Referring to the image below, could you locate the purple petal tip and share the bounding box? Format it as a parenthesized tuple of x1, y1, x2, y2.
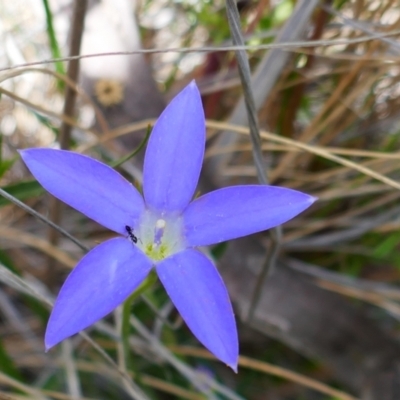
(19, 148, 34, 157)
(45, 334, 59, 351)
(44, 341, 53, 353)
(18, 149, 28, 157)
(228, 362, 238, 373)
(143, 80, 205, 212)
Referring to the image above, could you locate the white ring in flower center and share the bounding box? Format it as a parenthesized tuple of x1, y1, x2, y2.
(137, 211, 186, 261)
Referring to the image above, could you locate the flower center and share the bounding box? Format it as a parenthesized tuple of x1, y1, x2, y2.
(135, 210, 185, 261)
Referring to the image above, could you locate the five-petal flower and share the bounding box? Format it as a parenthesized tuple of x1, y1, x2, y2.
(19, 81, 316, 371)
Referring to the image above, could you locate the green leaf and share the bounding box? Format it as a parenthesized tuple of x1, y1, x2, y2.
(111, 124, 152, 168)
(0, 338, 22, 380)
(373, 233, 400, 258)
(0, 157, 17, 179)
(0, 249, 19, 275)
(41, 0, 65, 90)
(211, 241, 228, 259)
(31, 111, 59, 135)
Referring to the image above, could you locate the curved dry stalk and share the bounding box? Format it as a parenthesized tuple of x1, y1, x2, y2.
(0, 226, 76, 268)
(76, 120, 153, 153)
(206, 141, 400, 160)
(75, 117, 400, 192)
(0, 87, 96, 137)
(33, 359, 204, 400)
(0, 67, 109, 136)
(0, 188, 88, 252)
(317, 280, 400, 319)
(0, 371, 49, 400)
(170, 345, 359, 400)
(130, 316, 244, 400)
(207, 120, 400, 191)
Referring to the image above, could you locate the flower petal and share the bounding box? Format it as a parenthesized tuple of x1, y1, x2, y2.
(19, 149, 145, 235)
(184, 185, 316, 246)
(45, 238, 152, 349)
(156, 249, 238, 371)
(143, 81, 205, 213)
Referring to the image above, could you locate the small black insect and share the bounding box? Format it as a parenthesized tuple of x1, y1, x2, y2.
(125, 225, 138, 244)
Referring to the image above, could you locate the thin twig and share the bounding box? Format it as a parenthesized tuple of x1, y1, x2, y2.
(0, 371, 49, 400)
(59, 0, 88, 148)
(0, 260, 149, 400)
(0, 226, 76, 268)
(225, 0, 282, 322)
(1, 29, 400, 72)
(46, 0, 88, 289)
(225, 0, 267, 185)
(323, 4, 400, 54)
(61, 341, 81, 400)
(130, 316, 244, 400)
(0, 187, 88, 252)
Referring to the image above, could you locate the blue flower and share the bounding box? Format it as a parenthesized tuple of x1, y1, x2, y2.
(19, 81, 315, 371)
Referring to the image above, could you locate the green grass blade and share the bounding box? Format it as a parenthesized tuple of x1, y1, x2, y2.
(41, 0, 65, 89)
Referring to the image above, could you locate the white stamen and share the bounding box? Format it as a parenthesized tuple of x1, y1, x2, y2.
(154, 218, 166, 245)
(156, 219, 166, 230)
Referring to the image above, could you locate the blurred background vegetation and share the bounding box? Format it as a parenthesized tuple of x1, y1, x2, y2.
(1, 0, 400, 399)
